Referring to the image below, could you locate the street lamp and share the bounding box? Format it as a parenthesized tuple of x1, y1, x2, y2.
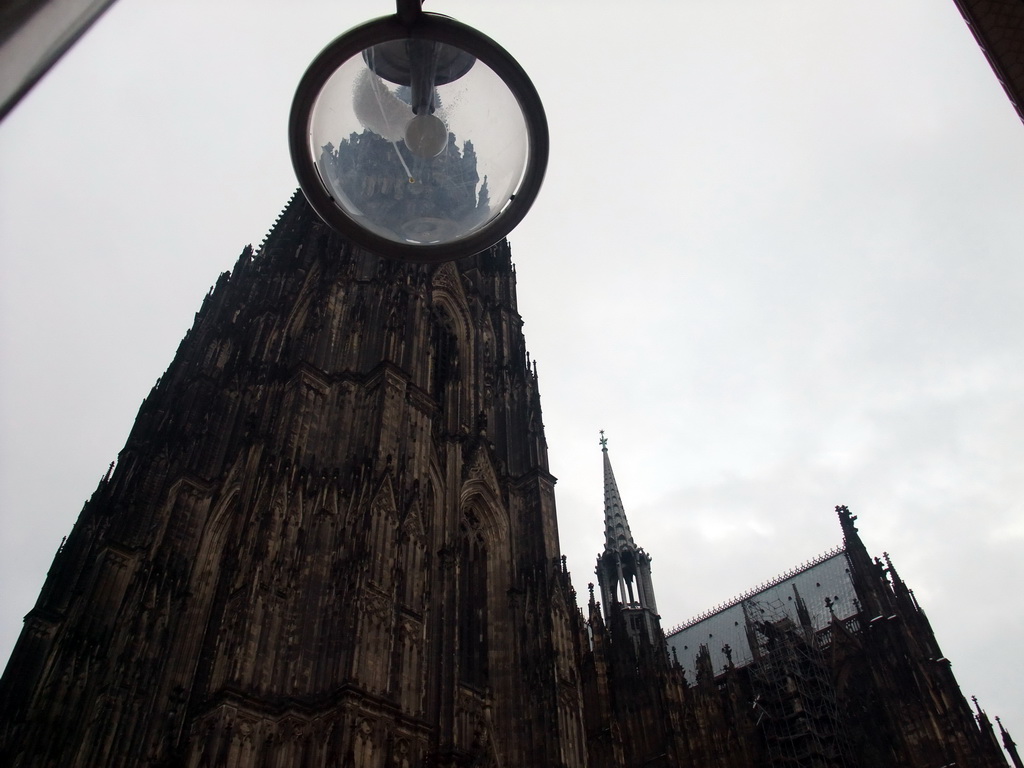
(288, 1, 548, 263)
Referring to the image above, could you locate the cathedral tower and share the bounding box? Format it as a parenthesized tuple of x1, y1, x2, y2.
(0, 176, 587, 767)
(594, 433, 660, 646)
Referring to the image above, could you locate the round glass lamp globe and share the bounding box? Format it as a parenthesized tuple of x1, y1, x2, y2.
(289, 13, 548, 263)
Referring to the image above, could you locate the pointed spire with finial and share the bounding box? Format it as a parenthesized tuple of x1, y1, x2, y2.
(974, 696, 1005, 756)
(601, 430, 636, 554)
(882, 550, 920, 612)
(998, 717, 1024, 768)
(594, 432, 662, 648)
(836, 504, 891, 617)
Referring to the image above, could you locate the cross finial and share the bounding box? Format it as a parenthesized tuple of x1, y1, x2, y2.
(599, 430, 608, 451)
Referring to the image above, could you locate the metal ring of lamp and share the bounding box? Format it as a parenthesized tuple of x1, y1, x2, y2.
(289, 13, 549, 263)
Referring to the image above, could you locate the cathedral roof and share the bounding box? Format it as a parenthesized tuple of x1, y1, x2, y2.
(665, 548, 855, 680)
(601, 433, 637, 554)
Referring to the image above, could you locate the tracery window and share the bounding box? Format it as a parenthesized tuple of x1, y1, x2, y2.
(458, 523, 488, 689)
(430, 309, 459, 406)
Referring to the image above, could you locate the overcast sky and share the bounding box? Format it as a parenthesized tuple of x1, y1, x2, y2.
(2, 0, 1022, 744)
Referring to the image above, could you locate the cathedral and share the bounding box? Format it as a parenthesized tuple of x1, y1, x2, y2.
(0, 126, 1020, 766)
(593, 443, 1019, 767)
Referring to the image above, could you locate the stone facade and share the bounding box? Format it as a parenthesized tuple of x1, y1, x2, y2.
(0, 189, 586, 767)
(585, 446, 1015, 768)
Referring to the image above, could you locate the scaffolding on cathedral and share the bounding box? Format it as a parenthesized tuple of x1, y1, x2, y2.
(746, 597, 850, 768)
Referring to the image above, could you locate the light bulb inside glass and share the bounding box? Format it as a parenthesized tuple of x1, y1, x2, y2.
(405, 113, 448, 157)
(292, 12, 548, 261)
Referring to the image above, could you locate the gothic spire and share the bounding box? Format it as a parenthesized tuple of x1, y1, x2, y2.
(601, 431, 636, 554)
(837, 504, 890, 617)
(998, 717, 1024, 768)
(595, 433, 661, 646)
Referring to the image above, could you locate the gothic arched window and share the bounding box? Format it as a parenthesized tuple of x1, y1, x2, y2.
(429, 309, 459, 409)
(458, 522, 488, 689)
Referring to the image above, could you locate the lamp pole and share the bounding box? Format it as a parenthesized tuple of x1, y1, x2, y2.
(0, 0, 119, 122)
